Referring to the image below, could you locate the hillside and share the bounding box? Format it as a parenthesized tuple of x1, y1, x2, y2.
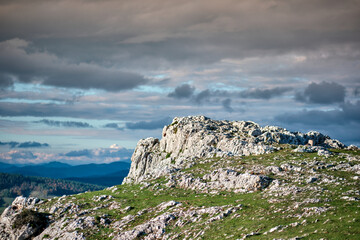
(0, 161, 130, 181)
(0, 172, 105, 213)
(0, 116, 359, 239)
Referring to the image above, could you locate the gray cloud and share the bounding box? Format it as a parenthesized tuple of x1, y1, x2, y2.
(125, 117, 172, 130)
(63, 147, 133, 159)
(194, 89, 211, 104)
(168, 84, 195, 99)
(0, 141, 50, 148)
(168, 84, 293, 105)
(0, 0, 358, 79)
(172, 85, 292, 103)
(276, 101, 360, 125)
(354, 87, 360, 97)
(274, 101, 360, 146)
(0, 141, 20, 148)
(104, 123, 124, 131)
(0, 39, 148, 92)
(222, 98, 233, 112)
(295, 81, 346, 104)
(0, 74, 13, 88)
(65, 149, 92, 157)
(18, 141, 50, 148)
(0, 102, 126, 120)
(35, 119, 93, 128)
(239, 87, 293, 99)
(3, 150, 36, 161)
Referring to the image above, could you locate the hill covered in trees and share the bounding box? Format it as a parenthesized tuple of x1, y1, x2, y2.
(0, 172, 104, 213)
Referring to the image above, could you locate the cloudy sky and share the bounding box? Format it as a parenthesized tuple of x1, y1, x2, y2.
(0, 0, 359, 164)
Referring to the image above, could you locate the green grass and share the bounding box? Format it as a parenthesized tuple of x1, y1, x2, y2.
(25, 144, 360, 239)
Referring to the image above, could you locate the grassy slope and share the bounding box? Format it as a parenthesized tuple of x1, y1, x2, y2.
(38, 146, 360, 239)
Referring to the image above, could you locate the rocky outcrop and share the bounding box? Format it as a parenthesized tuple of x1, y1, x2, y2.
(124, 116, 345, 183)
(165, 169, 272, 193)
(0, 196, 48, 240)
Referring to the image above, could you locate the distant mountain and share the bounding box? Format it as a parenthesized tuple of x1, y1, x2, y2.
(65, 169, 130, 187)
(0, 161, 131, 181)
(0, 160, 131, 212)
(37, 161, 72, 168)
(0, 162, 13, 170)
(0, 172, 104, 213)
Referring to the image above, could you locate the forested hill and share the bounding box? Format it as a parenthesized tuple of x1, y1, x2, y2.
(0, 172, 104, 213)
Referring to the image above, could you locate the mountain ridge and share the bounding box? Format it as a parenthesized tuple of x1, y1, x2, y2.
(0, 160, 130, 179)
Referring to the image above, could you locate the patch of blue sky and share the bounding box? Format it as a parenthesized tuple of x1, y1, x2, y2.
(291, 77, 307, 82)
(304, 106, 340, 111)
(209, 82, 245, 92)
(152, 74, 168, 79)
(80, 88, 100, 96)
(134, 85, 171, 94)
(13, 82, 44, 93)
(12, 82, 93, 96)
(0, 98, 64, 104)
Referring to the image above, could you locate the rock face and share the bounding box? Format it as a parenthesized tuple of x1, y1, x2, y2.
(0, 196, 48, 240)
(124, 116, 345, 183)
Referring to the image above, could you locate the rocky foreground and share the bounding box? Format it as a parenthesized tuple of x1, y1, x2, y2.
(1, 116, 359, 239)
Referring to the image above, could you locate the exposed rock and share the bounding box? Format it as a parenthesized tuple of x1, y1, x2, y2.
(113, 213, 176, 240)
(347, 145, 359, 151)
(202, 169, 272, 192)
(167, 169, 272, 193)
(0, 197, 48, 240)
(124, 116, 345, 183)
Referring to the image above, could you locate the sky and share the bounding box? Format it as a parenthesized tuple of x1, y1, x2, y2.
(0, 0, 359, 165)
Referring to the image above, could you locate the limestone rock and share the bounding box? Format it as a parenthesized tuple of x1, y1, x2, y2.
(0, 196, 47, 240)
(124, 116, 345, 184)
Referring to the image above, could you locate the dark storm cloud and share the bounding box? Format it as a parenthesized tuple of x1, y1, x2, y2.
(0, 0, 359, 69)
(222, 98, 234, 112)
(168, 84, 195, 99)
(194, 89, 211, 104)
(354, 87, 360, 96)
(35, 119, 93, 128)
(0, 141, 49, 148)
(125, 117, 172, 130)
(104, 123, 124, 131)
(239, 87, 293, 99)
(295, 81, 346, 104)
(276, 101, 360, 125)
(0, 39, 148, 92)
(0, 74, 13, 88)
